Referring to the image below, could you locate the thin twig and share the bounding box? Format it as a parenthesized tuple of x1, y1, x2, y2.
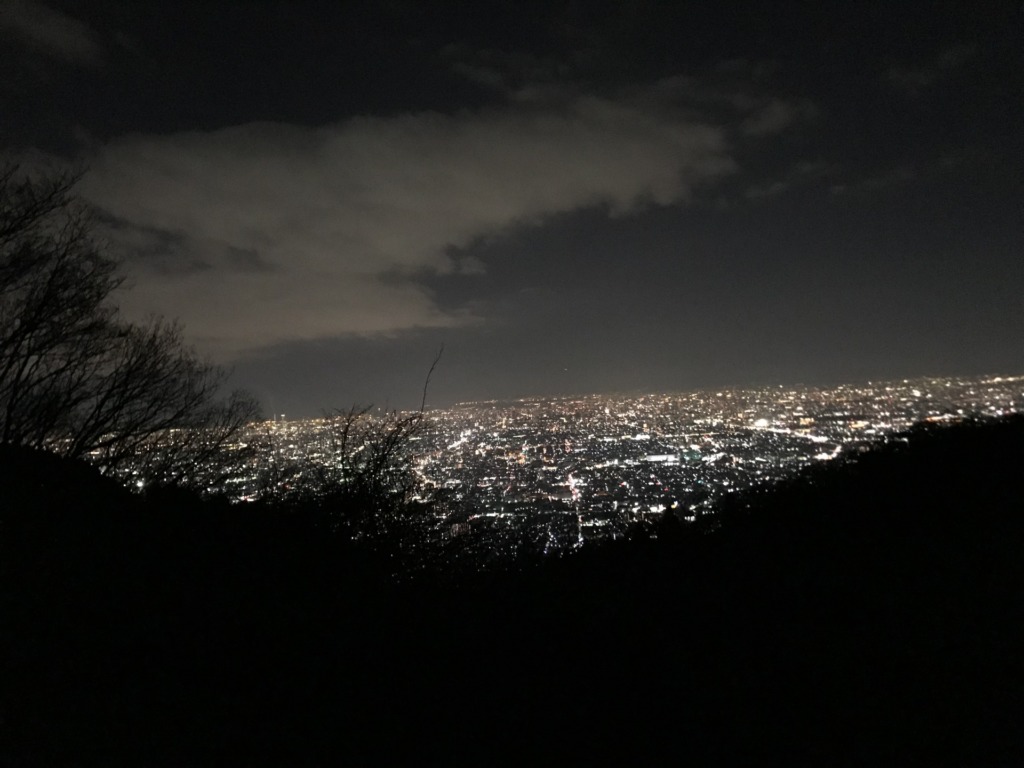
(420, 344, 444, 413)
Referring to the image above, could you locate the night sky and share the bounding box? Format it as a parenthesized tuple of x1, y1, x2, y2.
(3, 1, 1021, 415)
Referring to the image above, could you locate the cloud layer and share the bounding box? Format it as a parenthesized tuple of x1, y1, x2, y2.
(82, 92, 740, 356)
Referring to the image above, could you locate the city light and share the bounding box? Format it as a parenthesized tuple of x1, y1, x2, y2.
(203, 373, 1024, 573)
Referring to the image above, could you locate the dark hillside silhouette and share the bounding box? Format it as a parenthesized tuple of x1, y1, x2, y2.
(2, 417, 1023, 765)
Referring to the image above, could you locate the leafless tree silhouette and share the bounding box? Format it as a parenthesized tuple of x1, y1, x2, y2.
(272, 348, 443, 535)
(0, 163, 259, 490)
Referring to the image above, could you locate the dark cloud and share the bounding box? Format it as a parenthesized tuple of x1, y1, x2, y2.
(743, 159, 832, 200)
(223, 246, 276, 274)
(0, 0, 102, 65)
(887, 43, 978, 94)
(444, 46, 572, 94)
(740, 98, 817, 137)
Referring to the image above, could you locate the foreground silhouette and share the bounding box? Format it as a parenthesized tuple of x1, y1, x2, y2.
(3, 416, 1023, 765)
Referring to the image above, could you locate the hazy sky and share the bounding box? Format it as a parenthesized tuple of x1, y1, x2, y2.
(3, 1, 1021, 415)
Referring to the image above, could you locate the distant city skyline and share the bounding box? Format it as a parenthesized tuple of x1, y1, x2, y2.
(234, 372, 1024, 567)
(3, 1, 1022, 416)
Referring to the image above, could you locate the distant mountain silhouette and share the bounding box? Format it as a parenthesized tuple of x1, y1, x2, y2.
(2, 417, 1023, 765)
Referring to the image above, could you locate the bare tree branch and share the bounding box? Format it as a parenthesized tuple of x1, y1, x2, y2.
(0, 163, 260, 491)
(420, 344, 443, 413)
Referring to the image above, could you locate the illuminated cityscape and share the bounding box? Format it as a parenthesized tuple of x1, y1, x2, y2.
(230, 373, 1024, 571)
(5, 3, 1022, 761)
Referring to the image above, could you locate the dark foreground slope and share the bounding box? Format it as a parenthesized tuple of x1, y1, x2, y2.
(2, 417, 1023, 766)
